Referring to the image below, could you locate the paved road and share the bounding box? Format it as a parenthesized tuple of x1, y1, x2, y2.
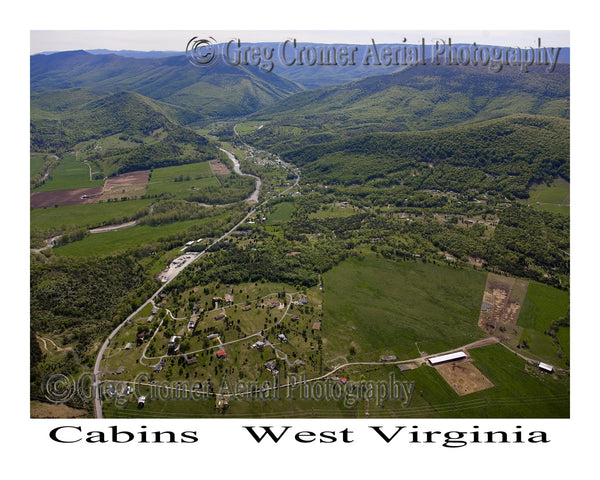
(92, 146, 299, 418)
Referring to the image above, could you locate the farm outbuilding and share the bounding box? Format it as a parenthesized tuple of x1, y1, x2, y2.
(428, 351, 467, 365)
(538, 362, 554, 373)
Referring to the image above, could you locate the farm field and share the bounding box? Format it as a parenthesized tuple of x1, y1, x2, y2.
(30, 153, 47, 180)
(100, 340, 569, 419)
(517, 281, 570, 367)
(30, 198, 152, 233)
(31, 152, 104, 192)
(51, 214, 227, 257)
(321, 256, 489, 363)
(266, 201, 294, 224)
(389, 343, 569, 418)
(145, 162, 218, 199)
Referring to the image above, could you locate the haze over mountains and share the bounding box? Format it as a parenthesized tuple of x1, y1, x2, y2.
(30, 50, 303, 120)
(31, 45, 570, 184)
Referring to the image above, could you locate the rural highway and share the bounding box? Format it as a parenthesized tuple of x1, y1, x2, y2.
(92, 145, 299, 418)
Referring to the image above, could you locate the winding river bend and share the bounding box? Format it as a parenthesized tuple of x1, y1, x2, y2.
(218, 147, 261, 203)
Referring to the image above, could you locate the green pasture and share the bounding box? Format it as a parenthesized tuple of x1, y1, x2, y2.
(266, 201, 295, 224)
(31, 152, 104, 192)
(526, 177, 570, 215)
(30, 153, 48, 180)
(321, 257, 488, 362)
(146, 162, 218, 199)
(30, 198, 152, 233)
(517, 281, 570, 367)
(51, 216, 220, 257)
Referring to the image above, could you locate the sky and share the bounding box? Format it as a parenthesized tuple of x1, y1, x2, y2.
(30, 30, 570, 54)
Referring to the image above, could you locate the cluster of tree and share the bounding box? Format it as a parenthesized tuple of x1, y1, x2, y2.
(136, 199, 225, 227)
(284, 115, 569, 199)
(485, 204, 569, 287)
(185, 174, 256, 205)
(30, 255, 157, 364)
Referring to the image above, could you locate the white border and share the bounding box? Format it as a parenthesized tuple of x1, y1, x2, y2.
(5, 1, 597, 478)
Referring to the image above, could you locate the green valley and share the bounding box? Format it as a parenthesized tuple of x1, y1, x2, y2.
(30, 43, 570, 421)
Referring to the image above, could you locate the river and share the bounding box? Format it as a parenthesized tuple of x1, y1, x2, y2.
(218, 147, 261, 203)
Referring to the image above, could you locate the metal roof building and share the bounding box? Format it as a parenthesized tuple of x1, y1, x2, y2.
(538, 361, 554, 373)
(428, 351, 467, 365)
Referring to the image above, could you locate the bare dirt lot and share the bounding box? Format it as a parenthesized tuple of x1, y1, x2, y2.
(97, 171, 149, 201)
(478, 273, 528, 340)
(210, 159, 231, 175)
(434, 359, 494, 396)
(31, 171, 150, 208)
(30, 400, 88, 418)
(104, 171, 150, 187)
(30, 187, 104, 208)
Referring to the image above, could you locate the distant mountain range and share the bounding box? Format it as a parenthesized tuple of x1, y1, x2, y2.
(34, 44, 570, 90)
(243, 62, 569, 154)
(30, 50, 303, 121)
(31, 44, 570, 179)
(30, 88, 218, 174)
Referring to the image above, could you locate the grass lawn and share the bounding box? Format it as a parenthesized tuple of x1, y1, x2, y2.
(322, 257, 488, 363)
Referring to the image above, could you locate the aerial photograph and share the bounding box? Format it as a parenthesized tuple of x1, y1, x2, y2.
(29, 30, 570, 420)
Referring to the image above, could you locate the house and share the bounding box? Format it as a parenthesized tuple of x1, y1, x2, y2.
(138, 396, 146, 408)
(242, 305, 252, 311)
(252, 341, 266, 349)
(207, 333, 220, 340)
(290, 315, 299, 321)
(116, 366, 125, 374)
(185, 356, 198, 366)
(188, 316, 198, 331)
(298, 297, 308, 306)
(264, 360, 279, 375)
(216, 349, 227, 359)
(312, 321, 321, 331)
(136, 331, 148, 346)
(153, 360, 166, 373)
(278, 334, 288, 343)
(124, 343, 132, 350)
(215, 313, 227, 321)
(380, 355, 397, 362)
(294, 359, 304, 366)
(224, 294, 234, 305)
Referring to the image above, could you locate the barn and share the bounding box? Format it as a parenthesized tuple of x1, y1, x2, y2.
(428, 351, 467, 366)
